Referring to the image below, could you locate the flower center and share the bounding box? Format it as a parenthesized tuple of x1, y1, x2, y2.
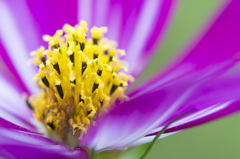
(27, 20, 134, 147)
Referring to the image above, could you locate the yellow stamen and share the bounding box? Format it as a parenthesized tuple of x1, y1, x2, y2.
(28, 20, 134, 147)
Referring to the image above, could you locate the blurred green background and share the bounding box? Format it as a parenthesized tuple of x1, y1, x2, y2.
(98, 0, 240, 158)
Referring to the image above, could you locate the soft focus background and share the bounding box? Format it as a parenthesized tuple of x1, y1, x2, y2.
(97, 0, 240, 158)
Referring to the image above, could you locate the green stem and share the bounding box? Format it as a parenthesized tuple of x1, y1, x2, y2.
(140, 111, 192, 159)
(90, 149, 95, 159)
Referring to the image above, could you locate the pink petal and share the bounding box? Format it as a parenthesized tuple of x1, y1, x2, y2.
(131, 0, 240, 95)
(0, 117, 38, 133)
(80, 64, 240, 151)
(3, 0, 42, 52)
(79, 0, 176, 78)
(132, 0, 240, 143)
(0, 73, 36, 130)
(0, 126, 88, 159)
(149, 72, 240, 136)
(81, 63, 234, 150)
(122, 0, 175, 77)
(26, 0, 78, 40)
(80, 78, 197, 151)
(0, 40, 30, 94)
(103, 72, 240, 148)
(128, 0, 240, 140)
(0, 1, 38, 94)
(171, 0, 240, 71)
(0, 113, 88, 158)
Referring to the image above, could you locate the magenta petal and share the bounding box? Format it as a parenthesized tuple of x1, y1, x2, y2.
(130, 59, 236, 102)
(0, 128, 88, 159)
(0, 41, 29, 94)
(123, 0, 175, 77)
(0, 117, 38, 133)
(165, 73, 240, 133)
(1, 145, 88, 159)
(171, 0, 240, 71)
(80, 67, 240, 151)
(165, 101, 240, 133)
(79, 0, 175, 78)
(0, 73, 37, 130)
(163, 0, 240, 77)
(0, 105, 36, 131)
(80, 79, 197, 151)
(80, 61, 235, 151)
(3, 0, 42, 52)
(0, 1, 39, 94)
(26, 0, 78, 41)
(147, 72, 240, 137)
(132, 0, 240, 94)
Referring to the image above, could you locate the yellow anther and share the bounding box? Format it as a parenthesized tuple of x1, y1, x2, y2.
(65, 34, 74, 42)
(28, 21, 134, 146)
(68, 41, 75, 49)
(69, 73, 76, 82)
(67, 49, 74, 56)
(92, 45, 100, 53)
(69, 66, 76, 84)
(42, 50, 48, 55)
(98, 63, 104, 72)
(63, 24, 74, 33)
(91, 26, 108, 39)
(43, 35, 52, 42)
(80, 20, 88, 33)
(29, 47, 46, 65)
(30, 46, 45, 57)
(109, 49, 116, 57)
(67, 62, 73, 70)
(77, 32, 87, 43)
(56, 30, 63, 37)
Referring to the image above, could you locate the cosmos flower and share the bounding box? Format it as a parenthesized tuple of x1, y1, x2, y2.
(0, 0, 240, 158)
